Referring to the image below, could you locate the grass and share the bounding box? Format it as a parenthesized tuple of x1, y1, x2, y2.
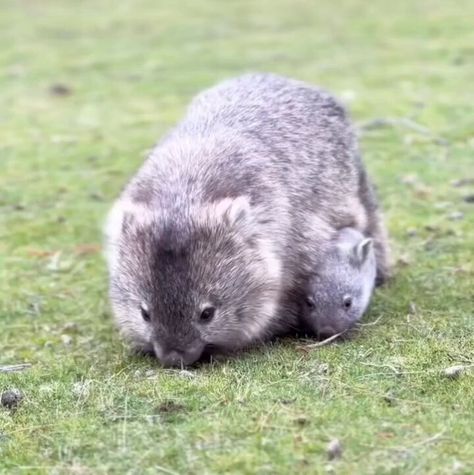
(1, 0, 473, 473)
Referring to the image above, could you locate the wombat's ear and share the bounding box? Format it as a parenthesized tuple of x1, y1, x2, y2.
(103, 199, 155, 268)
(213, 196, 252, 228)
(104, 201, 124, 244)
(103, 201, 124, 269)
(104, 199, 154, 240)
(354, 238, 373, 264)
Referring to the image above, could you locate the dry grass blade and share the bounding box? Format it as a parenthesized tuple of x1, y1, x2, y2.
(0, 363, 32, 373)
(299, 332, 346, 349)
(357, 316, 383, 327)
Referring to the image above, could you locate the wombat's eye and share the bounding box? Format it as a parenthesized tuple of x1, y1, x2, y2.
(199, 306, 216, 323)
(305, 297, 315, 309)
(343, 296, 353, 309)
(140, 303, 151, 322)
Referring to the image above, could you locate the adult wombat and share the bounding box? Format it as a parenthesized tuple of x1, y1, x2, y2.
(104, 73, 390, 366)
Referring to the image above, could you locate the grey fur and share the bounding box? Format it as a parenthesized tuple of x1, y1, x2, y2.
(302, 227, 377, 337)
(104, 73, 390, 366)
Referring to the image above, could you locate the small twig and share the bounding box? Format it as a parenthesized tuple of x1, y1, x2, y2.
(0, 363, 32, 373)
(356, 365, 474, 380)
(359, 117, 427, 134)
(447, 353, 474, 364)
(154, 465, 180, 475)
(360, 361, 400, 374)
(161, 369, 196, 378)
(357, 315, 383, 327)
(407, 431, 446, 449)
(359, 117, 427, 132)
(360, 432, 447, 457)
(358, 117, 448, 144)
(355, 371, 423, 379)
(300, 332, 345, 349)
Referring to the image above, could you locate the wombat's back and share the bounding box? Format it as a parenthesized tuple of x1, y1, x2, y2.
(182, 73, 358, 176)
(170, 72, 368, 245)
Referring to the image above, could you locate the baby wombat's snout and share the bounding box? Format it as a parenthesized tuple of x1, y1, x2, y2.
(303, 228, 377, 337)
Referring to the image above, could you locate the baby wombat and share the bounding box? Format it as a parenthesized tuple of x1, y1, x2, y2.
(302, 228, 377, 337)
(104, 73, 390, 366)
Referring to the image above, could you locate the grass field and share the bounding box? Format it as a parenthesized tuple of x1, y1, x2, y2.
(1, 0, 473, 473)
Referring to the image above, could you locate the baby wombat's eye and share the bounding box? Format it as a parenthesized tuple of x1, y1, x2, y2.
(199, 306, 216, 323)
(343, 296, 353, 309)
(140, 303, 151, 322)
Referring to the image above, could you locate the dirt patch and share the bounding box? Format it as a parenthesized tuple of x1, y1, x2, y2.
(154, 401, 187, 422)
(49, 83, 72, 96)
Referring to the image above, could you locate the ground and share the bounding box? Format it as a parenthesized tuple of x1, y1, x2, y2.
(1, 0, 473, 473)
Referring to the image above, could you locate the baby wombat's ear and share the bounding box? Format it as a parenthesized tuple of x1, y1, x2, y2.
(353, 237, 373, 265)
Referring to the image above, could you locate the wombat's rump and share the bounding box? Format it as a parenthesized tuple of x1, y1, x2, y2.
(104, 73, 390, 366)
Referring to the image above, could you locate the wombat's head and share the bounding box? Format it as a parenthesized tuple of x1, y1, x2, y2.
(303, 228, 376, 337)
(105, 196, 281, 367)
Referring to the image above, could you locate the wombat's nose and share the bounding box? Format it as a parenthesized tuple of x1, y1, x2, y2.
(154, 342, 204, 367)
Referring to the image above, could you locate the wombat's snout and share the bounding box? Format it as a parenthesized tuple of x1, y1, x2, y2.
(153, 341, 205, 367)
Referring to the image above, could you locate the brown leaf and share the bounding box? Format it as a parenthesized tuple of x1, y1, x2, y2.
(27, 249, 56, 258)
(74, 244, 102, 256)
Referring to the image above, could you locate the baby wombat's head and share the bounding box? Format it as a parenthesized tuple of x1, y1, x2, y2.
(303, 228, 376, 337)
(104, 195, 281, 367)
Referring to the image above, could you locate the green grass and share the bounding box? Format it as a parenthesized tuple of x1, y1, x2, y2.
(1, 0, 473, 473)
